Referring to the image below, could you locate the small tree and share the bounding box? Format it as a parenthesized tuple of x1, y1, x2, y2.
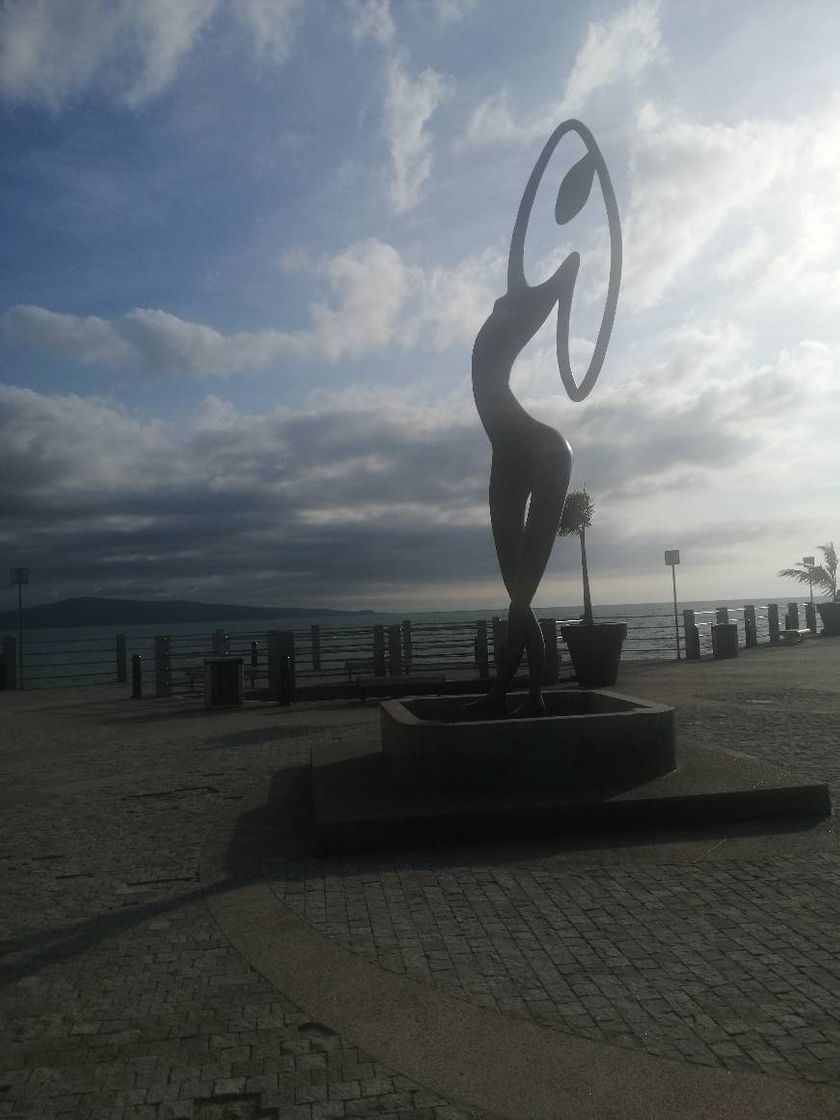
(778, 542, 838, 600)
(558, 489, 595, 625)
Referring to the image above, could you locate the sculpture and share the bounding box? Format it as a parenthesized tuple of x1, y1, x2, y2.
(472, 119, 622, 716)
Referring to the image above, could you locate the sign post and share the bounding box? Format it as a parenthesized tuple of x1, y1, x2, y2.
(9, 567, 29, 689)
(664, 550, 681, 660)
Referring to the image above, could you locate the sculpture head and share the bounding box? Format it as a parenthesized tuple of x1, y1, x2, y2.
(507, 119, 622, 402)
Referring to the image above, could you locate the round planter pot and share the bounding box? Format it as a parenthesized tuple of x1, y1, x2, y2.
(560, 622, 627, 688)
(817, 601, 840, 636)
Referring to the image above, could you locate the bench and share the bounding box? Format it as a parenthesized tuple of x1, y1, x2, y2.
(781, 628, 812, 644)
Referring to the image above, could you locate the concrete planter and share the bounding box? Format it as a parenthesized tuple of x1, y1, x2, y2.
(817, 601, 840, 636)
(380, 689, 675, 793)
(560, 622, 627, 687)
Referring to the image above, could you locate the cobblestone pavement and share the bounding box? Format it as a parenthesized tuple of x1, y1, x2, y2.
(675, 686, 840, 787)
(261, 663, 840, 1088)
(264, 849, 840, 1085)
(0, 689, 488, 1120)
(3, 642, 840, 1118)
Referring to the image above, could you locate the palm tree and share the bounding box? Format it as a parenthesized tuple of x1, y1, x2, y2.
(778, 542, 838, 600)
(558, 489, 595, 625)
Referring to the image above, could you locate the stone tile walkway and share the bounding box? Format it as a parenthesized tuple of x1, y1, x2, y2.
(265, 849, 840, 1083)
(2, 637, 840, 1118)
(0, 692, 486, 1119)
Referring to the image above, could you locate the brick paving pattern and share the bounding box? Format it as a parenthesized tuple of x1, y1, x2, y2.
(3, 658, 840, 1117)
(681, 687, 840, 785)
(0, 691, 487, 1120)
(265, 849, 840, 1084)
(262, 676, 840, 1087)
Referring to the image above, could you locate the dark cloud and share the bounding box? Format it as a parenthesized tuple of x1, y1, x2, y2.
(0, 382, 497, 604)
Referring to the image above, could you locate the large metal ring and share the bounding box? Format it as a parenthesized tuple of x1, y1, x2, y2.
(507, 119, 622, 403)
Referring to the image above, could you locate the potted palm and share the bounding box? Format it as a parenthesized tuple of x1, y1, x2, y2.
(557, 490, 626, 687)
(778, 542, 840, 635)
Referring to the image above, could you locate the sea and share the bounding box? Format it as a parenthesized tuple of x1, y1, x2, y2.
(2, 596, 810, 690)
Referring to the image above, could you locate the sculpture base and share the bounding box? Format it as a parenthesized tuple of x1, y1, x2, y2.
(381, 689, 675, 793)
(311, 732, 830, 857)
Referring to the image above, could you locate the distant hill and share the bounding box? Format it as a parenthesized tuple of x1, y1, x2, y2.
(0, 596, 375, 630)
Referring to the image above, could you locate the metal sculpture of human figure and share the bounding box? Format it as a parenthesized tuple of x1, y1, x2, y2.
(472, 119, 621, 716)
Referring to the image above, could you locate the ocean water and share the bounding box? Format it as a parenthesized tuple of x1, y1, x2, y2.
(2, 596, 812, 690)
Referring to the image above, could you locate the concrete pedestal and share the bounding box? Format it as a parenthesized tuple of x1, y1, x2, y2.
(204, 656, 244, 709)
(381, 689, 675, 793)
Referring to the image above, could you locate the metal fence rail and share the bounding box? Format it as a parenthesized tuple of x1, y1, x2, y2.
(0, 600, 821, 691)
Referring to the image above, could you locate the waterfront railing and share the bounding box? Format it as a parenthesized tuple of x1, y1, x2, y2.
(0, 599, 818, 692)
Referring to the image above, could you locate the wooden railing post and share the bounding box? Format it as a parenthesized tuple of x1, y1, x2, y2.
(311, 625, 321, 670)
(131, 654, 143, 699)
(743, 605, 758, 649)
(786, 602, 800, 630)
(268, 629, 295, 703)
(154, 635, 171, 697)
(212, 629, 229, 656)
(715, 607, 729, 624)
(388, 625, 402, 677)
(402, 619, 412, 673)
(373, 626, 386, 676)
(683, 610, 700, 660)
(806, 602, 817, 634)
(767, 603, 780, 644)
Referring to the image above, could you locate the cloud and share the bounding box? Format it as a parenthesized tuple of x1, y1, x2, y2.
(563, 0, 662, 112)
(347, 0, 395, 46)
(0, 0, 302, 109)
(382, 53, 452, 213)
(621, 96, 840, 311)
(623, 103, 792, 310)
(433, 0, 478, 27)
(463, 0, 663, 148)
(2, 239, 503, 374)
(308, 239, 409, 359)
(3, 317, 837, 605)
(347, 0, 451, 213)
(411, 247, 504, 351)
(0, 380, 494, 605)
(1, 304, 304, 377)
(238, 0, 304, 62)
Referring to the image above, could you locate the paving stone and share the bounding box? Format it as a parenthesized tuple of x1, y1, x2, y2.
(0, 690, 490, 1120)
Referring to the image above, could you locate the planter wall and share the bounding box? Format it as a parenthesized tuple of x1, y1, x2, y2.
(560, 622, 627, 688)
(817, 601, 840, 636)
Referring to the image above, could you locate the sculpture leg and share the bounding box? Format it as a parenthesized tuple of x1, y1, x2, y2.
(512, 466, 569, 713)
(477, 437, 571, 714)
(468, 457, 529, 714)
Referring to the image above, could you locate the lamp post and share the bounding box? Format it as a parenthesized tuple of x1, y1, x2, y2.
(665, 550, 681, 660)
(9, 567, 28, 689)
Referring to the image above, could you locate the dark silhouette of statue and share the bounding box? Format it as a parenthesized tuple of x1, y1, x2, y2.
(472, 119, 621, 716)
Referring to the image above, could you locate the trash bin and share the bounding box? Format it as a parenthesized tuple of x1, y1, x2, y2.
(204, 656, 244, 709)
(711, 623, 739, 659)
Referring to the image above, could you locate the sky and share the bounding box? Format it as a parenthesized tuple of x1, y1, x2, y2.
(1, 0, 839, 612)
